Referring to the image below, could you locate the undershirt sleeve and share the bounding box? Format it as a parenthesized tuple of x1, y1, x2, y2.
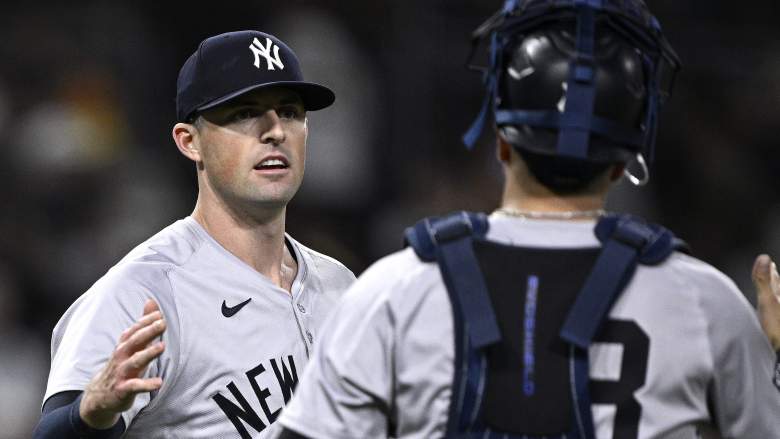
(33, 392, 126, 439)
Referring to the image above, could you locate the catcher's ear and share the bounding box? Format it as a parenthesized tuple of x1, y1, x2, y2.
(172, 123, 201, 162)
(496, 134, 512, 164)
(609, 163, 626, 181)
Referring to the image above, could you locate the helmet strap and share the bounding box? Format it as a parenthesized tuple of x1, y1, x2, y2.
(554, 1, 599, 160)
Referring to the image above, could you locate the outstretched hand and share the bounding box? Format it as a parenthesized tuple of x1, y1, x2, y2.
(752, 254, 780, 351)
(79, 299, 167, 429)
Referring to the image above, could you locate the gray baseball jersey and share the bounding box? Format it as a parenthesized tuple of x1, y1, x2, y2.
(43, 217, 355, 438)
(277, 214, 780, 439)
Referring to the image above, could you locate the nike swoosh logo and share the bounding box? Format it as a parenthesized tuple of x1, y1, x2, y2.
(222, 298, 252, 318)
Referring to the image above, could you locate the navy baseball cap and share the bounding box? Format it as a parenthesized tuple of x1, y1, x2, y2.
(176, 30, 335, 122)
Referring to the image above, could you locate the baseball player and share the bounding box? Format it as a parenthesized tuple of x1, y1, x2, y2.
(274, 1, 780, 438)
(34, 30, 355, 438)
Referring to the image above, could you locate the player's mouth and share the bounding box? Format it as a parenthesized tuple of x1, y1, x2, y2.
(253, 155, 290, 173)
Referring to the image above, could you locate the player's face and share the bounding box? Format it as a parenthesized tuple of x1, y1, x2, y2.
(194, 88, 307, 213)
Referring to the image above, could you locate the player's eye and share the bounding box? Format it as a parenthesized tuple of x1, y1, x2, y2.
(277, 106, 303, 120)
(231, 108, 259, 122)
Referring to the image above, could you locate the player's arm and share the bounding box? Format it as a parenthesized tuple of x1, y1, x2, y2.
(275, 256, 401, 439)
(752, 254, 780, 351)
(702, 262, 780, 436)
(33, 299, 166, 438)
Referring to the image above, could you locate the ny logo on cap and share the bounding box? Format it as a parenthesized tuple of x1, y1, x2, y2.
(249, 37, 285, 71)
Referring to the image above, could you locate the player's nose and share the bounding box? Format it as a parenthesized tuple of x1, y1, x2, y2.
(259, 109, 286, 146)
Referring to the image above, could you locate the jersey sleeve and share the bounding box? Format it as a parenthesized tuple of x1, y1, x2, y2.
(696, 264, 780, 436)
(276, 253, 403, 439)
(43, 264, 177, 428)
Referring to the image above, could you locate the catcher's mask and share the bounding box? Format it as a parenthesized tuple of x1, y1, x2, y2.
(463, 0, 680, 173)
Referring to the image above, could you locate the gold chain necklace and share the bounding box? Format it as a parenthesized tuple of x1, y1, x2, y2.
(494, 207, 606, 220)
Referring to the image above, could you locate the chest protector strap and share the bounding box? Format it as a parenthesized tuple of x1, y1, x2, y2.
(404, 211, 498, 349)
(404, 211, 688, 439)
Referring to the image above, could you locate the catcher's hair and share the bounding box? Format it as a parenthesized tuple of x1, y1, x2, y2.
(516, 148, 614, 195)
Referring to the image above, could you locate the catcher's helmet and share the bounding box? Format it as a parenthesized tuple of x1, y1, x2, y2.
(463, 0, 680, 167)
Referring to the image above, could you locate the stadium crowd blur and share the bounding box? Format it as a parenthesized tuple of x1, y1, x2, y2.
(0, 1, 778, 436)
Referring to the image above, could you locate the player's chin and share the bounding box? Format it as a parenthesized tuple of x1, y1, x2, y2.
(247, 185, 300, 208)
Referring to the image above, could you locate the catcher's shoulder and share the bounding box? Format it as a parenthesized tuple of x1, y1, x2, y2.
(352, 247, 442, 296)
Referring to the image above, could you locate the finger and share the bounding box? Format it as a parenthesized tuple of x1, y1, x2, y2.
(143, 299, 160, 316)
(118, 311, 163, 343)
(752, 254, 775, 305)
(752, 254, 771, 285)
(771, 262, 780, 297)
(753, 255, 780, 350)
(118, 319, 166, 356)
(768, 261, 780, 310)
(122, 341, 165, 376)
(116, 377, 163, 396)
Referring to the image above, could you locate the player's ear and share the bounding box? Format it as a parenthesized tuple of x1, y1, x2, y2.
(496, 133, 512, 164)
(172, 122, 201, 162)
(609, 163, 626, 182)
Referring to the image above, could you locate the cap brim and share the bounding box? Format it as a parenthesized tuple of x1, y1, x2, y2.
(196, 81, 335, 114)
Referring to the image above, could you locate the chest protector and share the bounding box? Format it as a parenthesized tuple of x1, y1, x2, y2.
(403, 211, 688, 439)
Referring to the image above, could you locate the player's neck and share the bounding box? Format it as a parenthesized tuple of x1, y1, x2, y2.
(191, 197, 296, 291)
(501, 173, 607, 218)
(499, 195, 604, 218)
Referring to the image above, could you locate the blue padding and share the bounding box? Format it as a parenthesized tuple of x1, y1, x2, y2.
(432, 214, 475, 242)
(594, 214, 689, 264)
(560, 237, 639, 348)
(561, 214, 688, 349)
(438, 237, 501, 349)
(404, 212, 498, 349)
(404, 212, 490, 262)
(404, 220, 437, 262)
(561, 213, 688, 439)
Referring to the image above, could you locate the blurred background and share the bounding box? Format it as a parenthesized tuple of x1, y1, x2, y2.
(0, 0, 778, 436)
